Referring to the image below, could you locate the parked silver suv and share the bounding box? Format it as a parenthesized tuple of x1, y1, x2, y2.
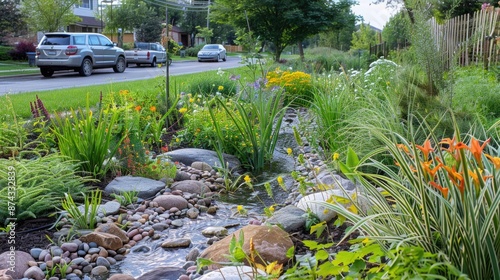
(35, 32, 126, 78)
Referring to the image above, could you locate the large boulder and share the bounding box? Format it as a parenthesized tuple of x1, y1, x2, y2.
(199, 225, 293, 268)
(0, 251, 34, 279)
(165, 148, 242, 172)
(104, 176, 165, 199)
(152, 195, 188, 210)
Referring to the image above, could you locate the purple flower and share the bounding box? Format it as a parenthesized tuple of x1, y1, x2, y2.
(229, 74, 241, 81)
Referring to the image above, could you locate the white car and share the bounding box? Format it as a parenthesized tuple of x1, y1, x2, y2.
(197, 44, 227, 62)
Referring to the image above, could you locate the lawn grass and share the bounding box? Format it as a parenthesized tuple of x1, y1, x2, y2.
(0, 60, 38, 76)
(0, 66, 256, 118)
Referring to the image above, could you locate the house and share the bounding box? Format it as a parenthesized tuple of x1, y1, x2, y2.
(68, 0, 103, 33)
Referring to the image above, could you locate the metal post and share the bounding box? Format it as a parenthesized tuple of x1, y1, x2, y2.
(165, 6, 170, 109)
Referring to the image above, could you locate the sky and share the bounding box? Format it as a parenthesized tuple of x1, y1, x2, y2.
(351, 0, 400, 30)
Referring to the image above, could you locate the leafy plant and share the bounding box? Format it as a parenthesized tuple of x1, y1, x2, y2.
(52, 100, 123, 178)
(0, 155, 93, 225)
(61, 190, 102, 230)
(111, 190, 138, 206)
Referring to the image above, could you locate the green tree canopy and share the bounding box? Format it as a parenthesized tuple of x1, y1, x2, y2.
(0, 0, 25, 43)
(20, 0, 81, 32)
(382, 10, 410, 49)
(350, 23, 377, 51)
(211, 0, 355, 61)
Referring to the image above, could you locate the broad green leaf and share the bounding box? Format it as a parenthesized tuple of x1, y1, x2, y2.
(315, 249, 329, 261)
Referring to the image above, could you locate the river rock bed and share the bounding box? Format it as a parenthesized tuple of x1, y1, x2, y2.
(0, 108, 358, 280)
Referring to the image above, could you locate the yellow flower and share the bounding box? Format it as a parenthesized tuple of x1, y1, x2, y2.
(189, 98, 195, 103)
(486, 154, 500, 170)
(332, 153, 340, 161)
(218, 85, 224, 91)
(277, 176, 284, 186)
(269, 205, 275, 213)
(178, 107, 187, 114)
(175, 138, 180, 142)
(244, 175, 251, 183)
(286, 148, 293, 156)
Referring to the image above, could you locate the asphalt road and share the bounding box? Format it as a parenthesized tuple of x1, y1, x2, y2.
(0, 57, 243, 95)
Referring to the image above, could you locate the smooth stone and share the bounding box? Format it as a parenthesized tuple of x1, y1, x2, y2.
(161, 238, 191, 248)
(171, 180, 210, 195)
(186, 208, 200, 219)
(201, 226, 228, 237)
(165, 148, 242, 173)
(198, 266, 266, 280)
(191, 161, 213, 172)
(266, 205, 306, 232)
(29, 248, 43, 260)
(95, 223, 129, 244)
(108, 274, 136, 280)
(171, 219, 184, 227)
(136, 267, 186, 280)
(152, 195, 189, 210)
(104, 176, 166, 199)
(23, 266, 45, 280)
(61, 242, 79, 253)
(96, 257, 111, 268)
(80, 232, 123, 251)
(91, 265, 109, 277)
(0, 251, 34, 279)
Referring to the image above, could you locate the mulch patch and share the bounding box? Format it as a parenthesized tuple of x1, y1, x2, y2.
(0, 216, 58, 253)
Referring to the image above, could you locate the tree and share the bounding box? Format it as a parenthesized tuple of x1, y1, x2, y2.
(136, 16, 163, 42)
(180, 6, 209, 47)
(20, 0, 81, 32)
(350, 23, 377, 51)
(211, 0, 355, 61)
(0, 0, 25, 43)
(382, 11, 410, 49)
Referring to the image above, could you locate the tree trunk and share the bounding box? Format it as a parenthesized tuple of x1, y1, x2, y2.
(298, 41, 304, 61)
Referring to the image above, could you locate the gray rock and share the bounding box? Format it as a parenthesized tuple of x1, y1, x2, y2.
(165, 148, 242, 172)
(96, 256, 111, 268)
(171, 219, 184, 227)
(174, 170, 192, 181)
(104, 176, 166, 199)
(108, 274, 136, 280)
(61, 242, 78, 253)
(201, 226, 228, 237)
(0, 251, 34, 279)
(136, 267, 186, 280)
(267, 205, 306, 232)
(198, 266, 266, 280)
(186, 208, 200, 219)
(161, 238, 191, 248)
(91, 265, 108, 277)
(50, 246, 63, 256)
(186, 248, 199, 262)
(29, 248, 43, 260)
(171, 180, 210, 195)
(191, 161, 213, 172)
(152, 195, 188, 210)
(23, 266, 45, 280)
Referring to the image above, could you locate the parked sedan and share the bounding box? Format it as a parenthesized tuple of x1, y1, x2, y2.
(197, 44, 227, 62)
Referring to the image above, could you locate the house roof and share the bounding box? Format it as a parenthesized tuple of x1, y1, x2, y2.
(75, 16, 103, 28)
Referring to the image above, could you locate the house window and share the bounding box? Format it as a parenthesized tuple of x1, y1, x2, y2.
(77, 0, 92, 9)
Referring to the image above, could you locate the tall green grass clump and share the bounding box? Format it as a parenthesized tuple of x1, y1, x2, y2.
(322, 116, 500, 280)
(209, 83, 287, 172)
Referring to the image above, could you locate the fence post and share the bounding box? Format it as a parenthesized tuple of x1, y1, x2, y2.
(484, 36, 492, 70)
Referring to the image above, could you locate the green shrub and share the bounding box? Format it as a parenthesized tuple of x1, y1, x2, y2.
(184, 75, 237, 97)
(185, 44, 204, 57)
(0, 155, 93, 225)
(0, 46, 13, 61)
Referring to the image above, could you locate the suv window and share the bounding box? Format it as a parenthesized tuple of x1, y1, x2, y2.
(98, 35, 112, 46)
(41, 35, 70, 45)
(89, 35, 101, 46)
(72, 35, 85, 45)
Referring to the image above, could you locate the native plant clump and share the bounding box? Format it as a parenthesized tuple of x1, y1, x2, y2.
(320, 115, 500, 279)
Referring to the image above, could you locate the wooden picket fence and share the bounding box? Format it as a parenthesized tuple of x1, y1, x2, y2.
(430, 7, 500, 69)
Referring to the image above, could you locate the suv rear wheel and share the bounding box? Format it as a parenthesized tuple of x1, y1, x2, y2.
(40, 67, 54, 78)
(114, 56, 126, 73)
(150, 58, 157, 67)
(79, 58, 93, 76)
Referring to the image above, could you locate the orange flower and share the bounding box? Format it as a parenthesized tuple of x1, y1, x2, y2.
(150, 106, 156, 112)
(440, 137, 468, 161)
(485, 154, 500, 170)
(416, 139, 433, 160)
(397, 143, 410, 154)
(421, 160, 442, 180)
(430, 181, 449, 198)
(468, 137, 490, 166)
(441, 164, 464, 194)
(161, 145, 168, 153)
(135, 105, 142, 111)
